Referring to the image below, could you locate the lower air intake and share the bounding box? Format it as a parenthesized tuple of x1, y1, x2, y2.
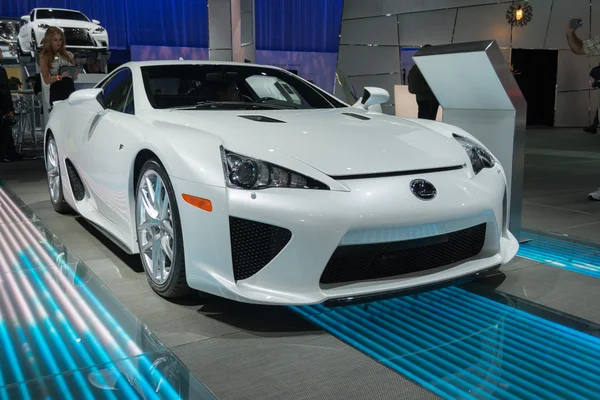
(320, 223, 486, 285)
(65, 159, 85, 201)
(230, 217, 292, 280)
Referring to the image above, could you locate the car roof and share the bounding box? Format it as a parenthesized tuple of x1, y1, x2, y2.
(33, 8, 82, 12)
(122, 59, 284, 71)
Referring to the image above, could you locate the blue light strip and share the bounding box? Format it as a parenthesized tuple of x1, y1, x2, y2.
(518, 231, 600, 278)
(292, 285, 600, 399)
(0, 326, 9, 400)
(16, 253, 97, 400)
(22, 258, 121, 400)
(0, 190, 184, 398)
(0, 319, 29, 400)
(39, 241, 181, 399)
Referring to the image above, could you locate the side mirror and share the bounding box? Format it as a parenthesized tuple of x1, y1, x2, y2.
(353, 87, 389, 111)
(68, 88, 105, 112)
(92, 19, 100, 25)
(21, 15, 30, 22)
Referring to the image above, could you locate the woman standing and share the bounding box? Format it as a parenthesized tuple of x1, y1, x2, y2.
(40, 27, 78, 106)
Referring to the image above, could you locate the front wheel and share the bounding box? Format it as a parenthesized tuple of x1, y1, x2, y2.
(45, 135, 72, 214)
(135, 159, 191, 298)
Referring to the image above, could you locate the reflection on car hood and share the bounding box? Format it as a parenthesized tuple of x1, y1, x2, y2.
(171, 108, 466, 177)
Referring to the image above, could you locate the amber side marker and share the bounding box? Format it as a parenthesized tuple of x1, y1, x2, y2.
(182, 194, 213, 212)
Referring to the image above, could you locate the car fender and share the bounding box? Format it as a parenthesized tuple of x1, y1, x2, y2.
(139, 120, 227, 187)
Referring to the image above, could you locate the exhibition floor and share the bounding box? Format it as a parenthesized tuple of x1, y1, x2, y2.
(0, 127, 599, 399)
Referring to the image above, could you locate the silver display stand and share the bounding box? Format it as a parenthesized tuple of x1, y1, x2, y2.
(413, 40, 526, 240)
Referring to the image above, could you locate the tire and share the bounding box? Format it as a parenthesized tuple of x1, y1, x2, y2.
(45, 135, 72, 214)
(135, 159, 191, 298)
(16, 39, 25, 57)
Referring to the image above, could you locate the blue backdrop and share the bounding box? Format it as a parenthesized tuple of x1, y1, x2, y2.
(0, 0, 208, 50)
(1, 0, 342, 53)
(255, 0, 343, 53)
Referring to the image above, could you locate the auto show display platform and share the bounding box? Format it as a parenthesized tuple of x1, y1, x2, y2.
(1, 126, 600, 399)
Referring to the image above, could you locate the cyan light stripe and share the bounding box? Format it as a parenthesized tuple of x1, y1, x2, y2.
(292, 285, 600, 399)
(17, 253, 96, 400)
(518, 231, 600, 278)
(0, 321, 29, 400)
(44, 244, 181, 400)
(24, 260, 121, 400)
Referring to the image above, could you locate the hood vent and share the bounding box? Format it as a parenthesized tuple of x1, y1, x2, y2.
(342, 112, 370, 121)
(239, 115, 286, 123)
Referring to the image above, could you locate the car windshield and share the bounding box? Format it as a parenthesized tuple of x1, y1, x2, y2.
(36, 9, 90, 22)
(140, 64, 346, 110)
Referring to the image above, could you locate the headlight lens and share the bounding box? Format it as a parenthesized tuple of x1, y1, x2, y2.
(93, 27, 106, 33)
(453, 134, 495, 174)
(38, 23, 50, 29)
(221, 148, 329, 190)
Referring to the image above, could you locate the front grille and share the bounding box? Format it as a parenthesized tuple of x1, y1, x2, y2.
(230, 217, 292, 281)
(320, 223, 486, 285)
(62, 28, 95, 47)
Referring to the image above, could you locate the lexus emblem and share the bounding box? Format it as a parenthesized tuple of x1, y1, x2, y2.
(410, 179, 437, 200)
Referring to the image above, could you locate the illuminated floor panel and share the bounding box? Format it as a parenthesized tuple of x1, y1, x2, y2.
(3, 177, 600, 400)
(518, 231, 600, 278)
(0, 186, 215, 399)
(292, 287, 600, 400)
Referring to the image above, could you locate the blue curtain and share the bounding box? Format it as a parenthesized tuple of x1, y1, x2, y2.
(0, 0, 128, 49)
(0, 0, 208, 50)
(255, 0, 343, 53)
(2, 0, 340, 53)
(124, 0, 208, 48)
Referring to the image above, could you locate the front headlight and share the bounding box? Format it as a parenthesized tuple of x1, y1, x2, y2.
(38, 23, 50, 29)
(221, 148, 329, 190)
(453, 134, 495, 174)
(93, 27, 106, 33)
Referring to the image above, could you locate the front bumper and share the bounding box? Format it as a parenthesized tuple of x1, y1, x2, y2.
(172, 164, 519, 305)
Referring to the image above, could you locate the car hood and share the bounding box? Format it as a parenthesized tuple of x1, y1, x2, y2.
(171, 108, 466, 177)
(36, 19, 97, 30)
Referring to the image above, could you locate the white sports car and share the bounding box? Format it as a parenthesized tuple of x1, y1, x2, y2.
(18, 8, 109, 56)
(44, 60, 519, 306)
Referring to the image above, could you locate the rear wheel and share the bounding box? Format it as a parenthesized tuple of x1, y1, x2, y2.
(135, 159, 191, 298)
(45, 135, 72, 214)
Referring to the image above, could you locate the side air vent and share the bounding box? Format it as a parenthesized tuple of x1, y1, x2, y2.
(342, 113, 370, 121)
(238, 115, 286, 123)
(65, 159, 85, 201)
(229, 217, 292, 280)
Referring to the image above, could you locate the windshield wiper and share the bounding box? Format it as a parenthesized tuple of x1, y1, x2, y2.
(170, 101, 296, 110)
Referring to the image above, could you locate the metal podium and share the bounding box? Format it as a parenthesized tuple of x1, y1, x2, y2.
(413, 40, 526, 240)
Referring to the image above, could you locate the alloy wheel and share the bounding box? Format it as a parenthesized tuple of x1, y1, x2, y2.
(136, 170, 175, 285)
(46, 138, 61, 205)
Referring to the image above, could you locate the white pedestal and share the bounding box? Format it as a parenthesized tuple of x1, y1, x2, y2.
(413, 40, 526, 239)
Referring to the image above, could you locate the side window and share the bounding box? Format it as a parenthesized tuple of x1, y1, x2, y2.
(101, 68, 133, 113)
(123, 87, 135, 115)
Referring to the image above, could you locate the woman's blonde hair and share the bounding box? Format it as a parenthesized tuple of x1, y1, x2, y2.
(40, 27, 74, 70)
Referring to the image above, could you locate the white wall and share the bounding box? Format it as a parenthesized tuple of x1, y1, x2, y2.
(339, 0, 599, 126)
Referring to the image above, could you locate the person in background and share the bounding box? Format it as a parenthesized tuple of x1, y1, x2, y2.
(40, 27, 78, 106)
(566, 18, 600, 200)
(583, 63, 600, 134)
(0, 51, 19, 162)
(408, 45, 439, 120)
